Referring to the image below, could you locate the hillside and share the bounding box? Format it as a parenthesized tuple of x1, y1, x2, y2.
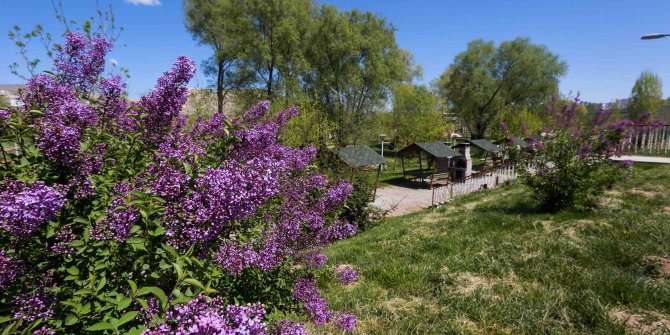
(318, 163, 670, 334)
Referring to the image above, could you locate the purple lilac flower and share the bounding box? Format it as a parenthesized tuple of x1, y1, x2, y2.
(32, 327, 55, 335)
(499, 121, 509, 132)
(335, 265, 358, 285)
(54, 32, 112, 92)
(0, 249, 19, 288)
(90, 182, 139, 242)
(274, 321, 308, 335)
(164, 159, 281, 250)
(334, 311, 357, 333)
(297, 250, 328, 269)
(141, 296, 266, 335)
(0, 180, 65, 237)
(292, 277, 331, 325)
(138, 56, 195, 144)
(51, 225, 76, 256)
(22, 74, 98, 164)
(13, 291, 54, 322)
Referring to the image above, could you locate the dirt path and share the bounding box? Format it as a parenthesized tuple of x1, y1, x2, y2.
(373, 185, 433, 217)
(613, 155, 670, 164)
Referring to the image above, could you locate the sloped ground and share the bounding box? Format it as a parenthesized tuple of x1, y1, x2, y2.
(317, 163, 670, 334)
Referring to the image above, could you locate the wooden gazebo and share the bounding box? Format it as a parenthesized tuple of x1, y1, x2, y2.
(337, 145, 386, 198)
(396, 142, 461, 189)
(468, 139, 504, 164)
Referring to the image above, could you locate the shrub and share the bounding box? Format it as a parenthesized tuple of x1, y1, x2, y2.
(315, 147, 385, 232)
(0, 32, 357, 334)
(504, 97, 661, 211)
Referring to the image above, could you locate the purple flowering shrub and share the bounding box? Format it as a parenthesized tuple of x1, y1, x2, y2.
(0, 32, 358, 334)
(503, 97, 662, 211)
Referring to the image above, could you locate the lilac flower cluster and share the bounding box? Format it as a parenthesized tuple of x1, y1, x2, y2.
(335, 265, 358, 285)
(13, 291, 54, 322)
(142, 296, 266, 335)
(292, 277, 331, 325)
(273, 321, 308, 335)
(32, 326, 56, 335)
(54, 32, 112, 92)
(138, 56, 195, 144)
(0, 180, 65, 237)
(334, 311, 357, 333)
(90, 182, 139, 242)
(51, 225, 76, 256)
(0, 249, 19, 288)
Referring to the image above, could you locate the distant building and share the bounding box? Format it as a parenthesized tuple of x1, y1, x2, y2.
(0, 84, 24, 107)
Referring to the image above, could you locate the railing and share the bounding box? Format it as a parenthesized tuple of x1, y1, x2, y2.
(431, 160, 520, 206)
(622, 124, 670, 156)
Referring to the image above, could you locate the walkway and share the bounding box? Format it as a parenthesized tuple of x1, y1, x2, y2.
(612, 155, 670, 164)
(373, 185, 433, 217)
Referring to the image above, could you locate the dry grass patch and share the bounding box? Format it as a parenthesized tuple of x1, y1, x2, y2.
(609, 308, 670, 334)
(382, 296, 440, 314)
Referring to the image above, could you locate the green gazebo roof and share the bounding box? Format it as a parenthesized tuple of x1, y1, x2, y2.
(398, 142, 461, 158)
(338, 145, 386, 168)
(469, 139, 504, 153)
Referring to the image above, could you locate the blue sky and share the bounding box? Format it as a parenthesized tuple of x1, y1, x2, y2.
(1, 0, 670, 102)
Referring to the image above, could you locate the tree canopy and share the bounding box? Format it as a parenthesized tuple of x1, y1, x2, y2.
(183, 0, 411, 145)
(629, 70, 663, 120)
(436, 38, 567, 138)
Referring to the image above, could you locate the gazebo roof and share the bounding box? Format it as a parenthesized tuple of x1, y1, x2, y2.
(338, 145, 386, 168)
(398, 142, 461, 158)
(468, 139, 504, 153)
(511, 137, 526, 146)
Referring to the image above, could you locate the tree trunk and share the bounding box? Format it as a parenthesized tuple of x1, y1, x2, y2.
(216, 59, 224, 114)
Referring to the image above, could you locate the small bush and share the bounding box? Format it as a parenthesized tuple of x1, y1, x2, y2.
(505, 98, 661, 211)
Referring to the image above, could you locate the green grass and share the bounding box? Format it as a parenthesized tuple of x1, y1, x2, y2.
(318, 163, 670, 334)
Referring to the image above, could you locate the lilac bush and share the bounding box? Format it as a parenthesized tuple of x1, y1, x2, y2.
(0, 32, 358, 334)
(505, 97, 662, 210)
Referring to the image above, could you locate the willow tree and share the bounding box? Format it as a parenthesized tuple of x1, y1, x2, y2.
(436, 38, 566, 139)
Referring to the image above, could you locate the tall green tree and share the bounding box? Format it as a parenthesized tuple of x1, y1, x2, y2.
(628, 70, 663, 120)
(303, 5, 412, 145)
(184, 0, 254, 114)
(390, 83, 446, 145)
(436, 38, 566, 139)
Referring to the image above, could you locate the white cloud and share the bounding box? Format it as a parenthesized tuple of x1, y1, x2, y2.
(125, 0, 161, 6)
(110, 58, 119, 66)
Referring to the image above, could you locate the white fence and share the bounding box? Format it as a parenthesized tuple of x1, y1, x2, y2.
(431, 162, 521, 206)
(623, 124, 670, 155)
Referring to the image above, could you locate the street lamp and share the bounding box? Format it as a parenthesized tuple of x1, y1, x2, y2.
(380, 134, 386, 170)
(641, 33, 670, 40)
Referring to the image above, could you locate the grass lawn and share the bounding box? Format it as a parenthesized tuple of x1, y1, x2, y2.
(317, 163, 670, 334)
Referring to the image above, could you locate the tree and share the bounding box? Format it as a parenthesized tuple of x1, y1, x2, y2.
(436, 38, 566, 139)
(184, 0, 254, 114)
(629, 71, 663, 120)
(303, 5, 412, 145)
(390, 83, 446, 145)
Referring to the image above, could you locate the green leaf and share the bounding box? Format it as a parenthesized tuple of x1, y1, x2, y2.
(183, 278, 205, 290)
(137, 287, 167, 307)
(85, 321, 114, 331)
(96, 276, 107, 292)
(65, 314, 79, 326)
(117, 311, 139, 326)
(67, 266, 80, 276)
(128, 280, 137, 296)
(117, 297, 132, 311)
